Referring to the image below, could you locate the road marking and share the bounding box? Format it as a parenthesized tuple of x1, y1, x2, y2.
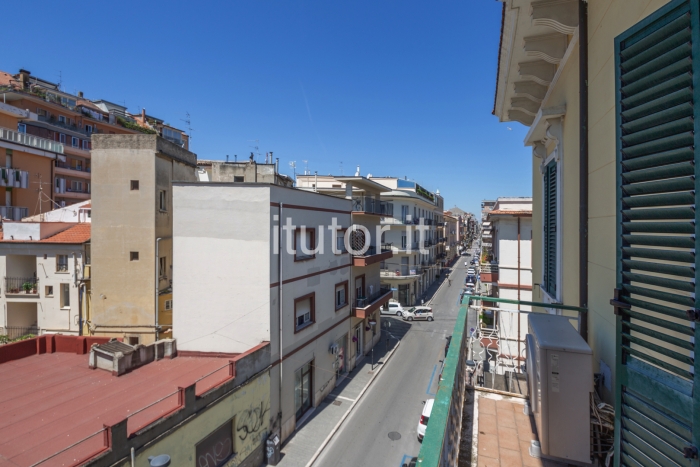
(426, 364, 438, 395)
(399, 454, 413, 467)
(330, 395, 356, 402)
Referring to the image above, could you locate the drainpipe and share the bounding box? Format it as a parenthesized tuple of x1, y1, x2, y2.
(517, 217, 521, 372)
(579, 0, 589, 342)
(278, 203, 284, 432)
(79, 283, 86, 336)
(314, 171, 318, 192)
(155, 237, 162, 342)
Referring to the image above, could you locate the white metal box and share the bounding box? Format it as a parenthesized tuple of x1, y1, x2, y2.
(526, 313, 592, 464)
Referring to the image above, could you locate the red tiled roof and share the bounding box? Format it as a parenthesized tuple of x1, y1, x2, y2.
(41, 224, 91, 243)
(82, 203, 91, 209)
(0, 71, 15, 88)
(0, 352, 232, 466)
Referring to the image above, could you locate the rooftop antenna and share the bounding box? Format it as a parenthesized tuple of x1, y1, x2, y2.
(248, 140, 261, 161)
(289, 161, 297, 185)
(57, 70, 62, 91)
(31, 173, 55, 220)
(181, 112, 195, 141)
(303, 160, 309, 175)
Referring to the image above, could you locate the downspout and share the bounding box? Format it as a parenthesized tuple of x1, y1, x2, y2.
(579, 0, 589, 342)
(155, 237, 162, 342)
(517, 217, 521, 372)
(278, 203, 284, 432)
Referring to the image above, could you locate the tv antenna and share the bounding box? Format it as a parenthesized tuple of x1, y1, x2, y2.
(31, 173, 57, 220)
(57, 70, 63, 91)
(181, 112, 195, 141)
(289, 161, 297, 185)
(303, 160, 309, 175)
(248, 140, 261, 161)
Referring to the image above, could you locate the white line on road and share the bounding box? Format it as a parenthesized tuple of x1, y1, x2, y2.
(331, 395, 356, 402)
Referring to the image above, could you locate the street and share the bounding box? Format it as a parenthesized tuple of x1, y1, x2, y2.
(311, 252, 474, 467)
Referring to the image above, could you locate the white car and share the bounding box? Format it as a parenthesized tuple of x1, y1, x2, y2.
(417, 399, 435, 441)
(382, 301, 405, 317)
(403, 307, 434, 321)
(467, 268, 476, 275)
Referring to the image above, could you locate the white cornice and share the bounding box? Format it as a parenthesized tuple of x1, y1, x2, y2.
(524, 106, 566, 146)
(495, 4, 520, 120)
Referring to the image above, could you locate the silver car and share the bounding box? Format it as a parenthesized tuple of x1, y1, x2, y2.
(403, 307, 434, 322)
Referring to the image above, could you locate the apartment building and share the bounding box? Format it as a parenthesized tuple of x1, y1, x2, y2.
(173, 183, 380, 443)
(370, 177, 443, 305)
(493, 0, 699, 462)
(444, 213, 459, 262)
(0, 69, 188, 219)
(197, 156, 294, 186)
(90, 134, 197, 345)
(0, 220, 90, 339)
(296, 174, 395, 360)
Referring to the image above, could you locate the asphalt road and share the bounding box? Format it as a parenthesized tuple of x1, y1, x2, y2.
(311, 250, 476, 467)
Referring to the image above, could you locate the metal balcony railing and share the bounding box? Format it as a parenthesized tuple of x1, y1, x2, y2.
(352, 196, 394, 216)
(355, 286, 392, 308)
(55, 161, 91, 173)
(2, 325, 39, 339)
(0, 206, 28, 221)
(0, 127, 63, 153)
(5, 276, 39, 295)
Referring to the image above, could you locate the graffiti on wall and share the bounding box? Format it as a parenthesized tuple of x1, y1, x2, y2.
(236, 400, 270, 442)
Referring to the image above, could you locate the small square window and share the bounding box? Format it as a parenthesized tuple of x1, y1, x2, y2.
(130, 180, 139, 190)
(45, 285, 53, 296)
(127, 336, 139, 346)
(130, 252, 139, 261)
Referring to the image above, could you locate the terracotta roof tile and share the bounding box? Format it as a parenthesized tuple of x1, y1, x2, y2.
(41, 224, 90, 243)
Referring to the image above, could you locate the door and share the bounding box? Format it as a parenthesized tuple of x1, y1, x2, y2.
(354, 325, 362, 358)
(335, 336, 346, 383)
(294, 361, 312, 420)
(614, 2, 699, 465)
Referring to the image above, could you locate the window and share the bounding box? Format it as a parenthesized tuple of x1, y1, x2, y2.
(335, 281, 348, 310)
(130, 180, 139, 190)
(70, 180, 83, 192)
(82, 140, 89, 150)
(56, 254, 68, 272)
(60, 283, 70, 308)
(401, 205, 409, 222)
(37, 108, 47, 117)
(58, 115, 66, 124)
(127, 336, 140, 346)
(195, 419, 235, 467)
(233, 176, 244, 182)
(71, 137, 78, 147)
(401, 232, 407, 249)
(162, 127, 183, 145)
(45, 285, 53, 297)
(159, 257, 167, 278)
(336, 228, 347, 253)
(159, 190, 167, 211)
(59, 133, 66, 144)
(294, 361, 313, 420)
(543, 159, 557, 297)
(294, 293, 315, 332)
(85, 125, 93, 133)
(165, 299, 173, 311)
(17, 123, 26, 133)
(130, 251, 139, 261)
(294, 228, 316, 261)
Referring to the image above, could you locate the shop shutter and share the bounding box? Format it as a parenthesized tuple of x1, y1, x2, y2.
(543, 160, 557, 296)
(614, 0, 699, 465)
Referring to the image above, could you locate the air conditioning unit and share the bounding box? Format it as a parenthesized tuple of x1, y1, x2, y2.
(526, 314, 592, 464)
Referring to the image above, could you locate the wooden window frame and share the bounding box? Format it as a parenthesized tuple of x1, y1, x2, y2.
(294, 227, 316, 262)
(334, 280, 349, 311)
(294, 292, 316, 333)
(355, 273, 366, 301)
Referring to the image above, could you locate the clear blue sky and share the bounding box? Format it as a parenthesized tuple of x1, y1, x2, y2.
(3, 0, 531, 216)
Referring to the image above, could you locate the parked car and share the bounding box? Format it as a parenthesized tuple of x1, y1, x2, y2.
(465, 287, 476, 295)
(403, 307, 434, 321)
(382, 301, 405, 317)
(417, 399, 435, 441)
(467, 268, 476, 275)
(403, 458, 417, 467)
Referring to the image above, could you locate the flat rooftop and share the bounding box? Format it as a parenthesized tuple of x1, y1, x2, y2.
(0, 350, 233, 466)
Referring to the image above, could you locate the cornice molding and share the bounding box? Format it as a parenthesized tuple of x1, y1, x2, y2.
(513, 80, 548, 103)
(518, 60, 557, 86)
(531, 0, 579, 36)
(523, 33, 568, 64)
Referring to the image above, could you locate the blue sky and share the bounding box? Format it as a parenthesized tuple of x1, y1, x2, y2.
(3, 0, 531, 215)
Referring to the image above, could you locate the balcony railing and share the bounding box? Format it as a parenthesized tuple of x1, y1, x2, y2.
(352, 196, 394, 216)
(5, 277, 39, 295)
(56, 161, 91, 173)
(381, 267, 417, 277)
(2, 325, 39, 339)
(0, 126, 63, 153)
(0, 206, 28, 221)
(355, 286, 392, 308)
(353, 244, 393, 257)
(0, 167, 29, 188)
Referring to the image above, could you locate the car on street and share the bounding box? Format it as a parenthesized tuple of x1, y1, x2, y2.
(402, 458, 417, 467)
(382, 301, 405, 317)
(467, 268, 476, 275)
(465, 287, 476, 295)
(417, 399, 435, 441)
(403, 306, 434, 321)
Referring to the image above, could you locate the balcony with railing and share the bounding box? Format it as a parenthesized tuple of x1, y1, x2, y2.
(352, 243, 393, 267)
(0, 206, 29, 221)
(353, 286, 393, 319)
(55, 161, 91, 179)
(0, 126, 63, 153)
(480, 262, 499, 283)
(380, 266, 419, 280)
(0, 167, 29, 188)
(5, 277, 40, 295)
(352, 196, 394, 216)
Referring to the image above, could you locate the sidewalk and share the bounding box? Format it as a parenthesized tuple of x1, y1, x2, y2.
(276, 335, 402, 467)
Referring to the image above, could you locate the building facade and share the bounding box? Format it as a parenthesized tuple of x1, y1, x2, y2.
(197, 157, 294, 187)
(90, 134, 197, 345)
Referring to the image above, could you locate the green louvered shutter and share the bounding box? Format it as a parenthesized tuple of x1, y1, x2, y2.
(615, 0, 700, 465)
(543, 160, 557, 296)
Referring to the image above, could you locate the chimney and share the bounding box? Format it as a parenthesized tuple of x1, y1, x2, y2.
(226, 155, 229, 163)
(141, 108, 146, 121)
(17, 69, 31, 90)
(234, 155, 238, 162)
(276, 157, 279, 173)
(78, 91, 84, 98)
